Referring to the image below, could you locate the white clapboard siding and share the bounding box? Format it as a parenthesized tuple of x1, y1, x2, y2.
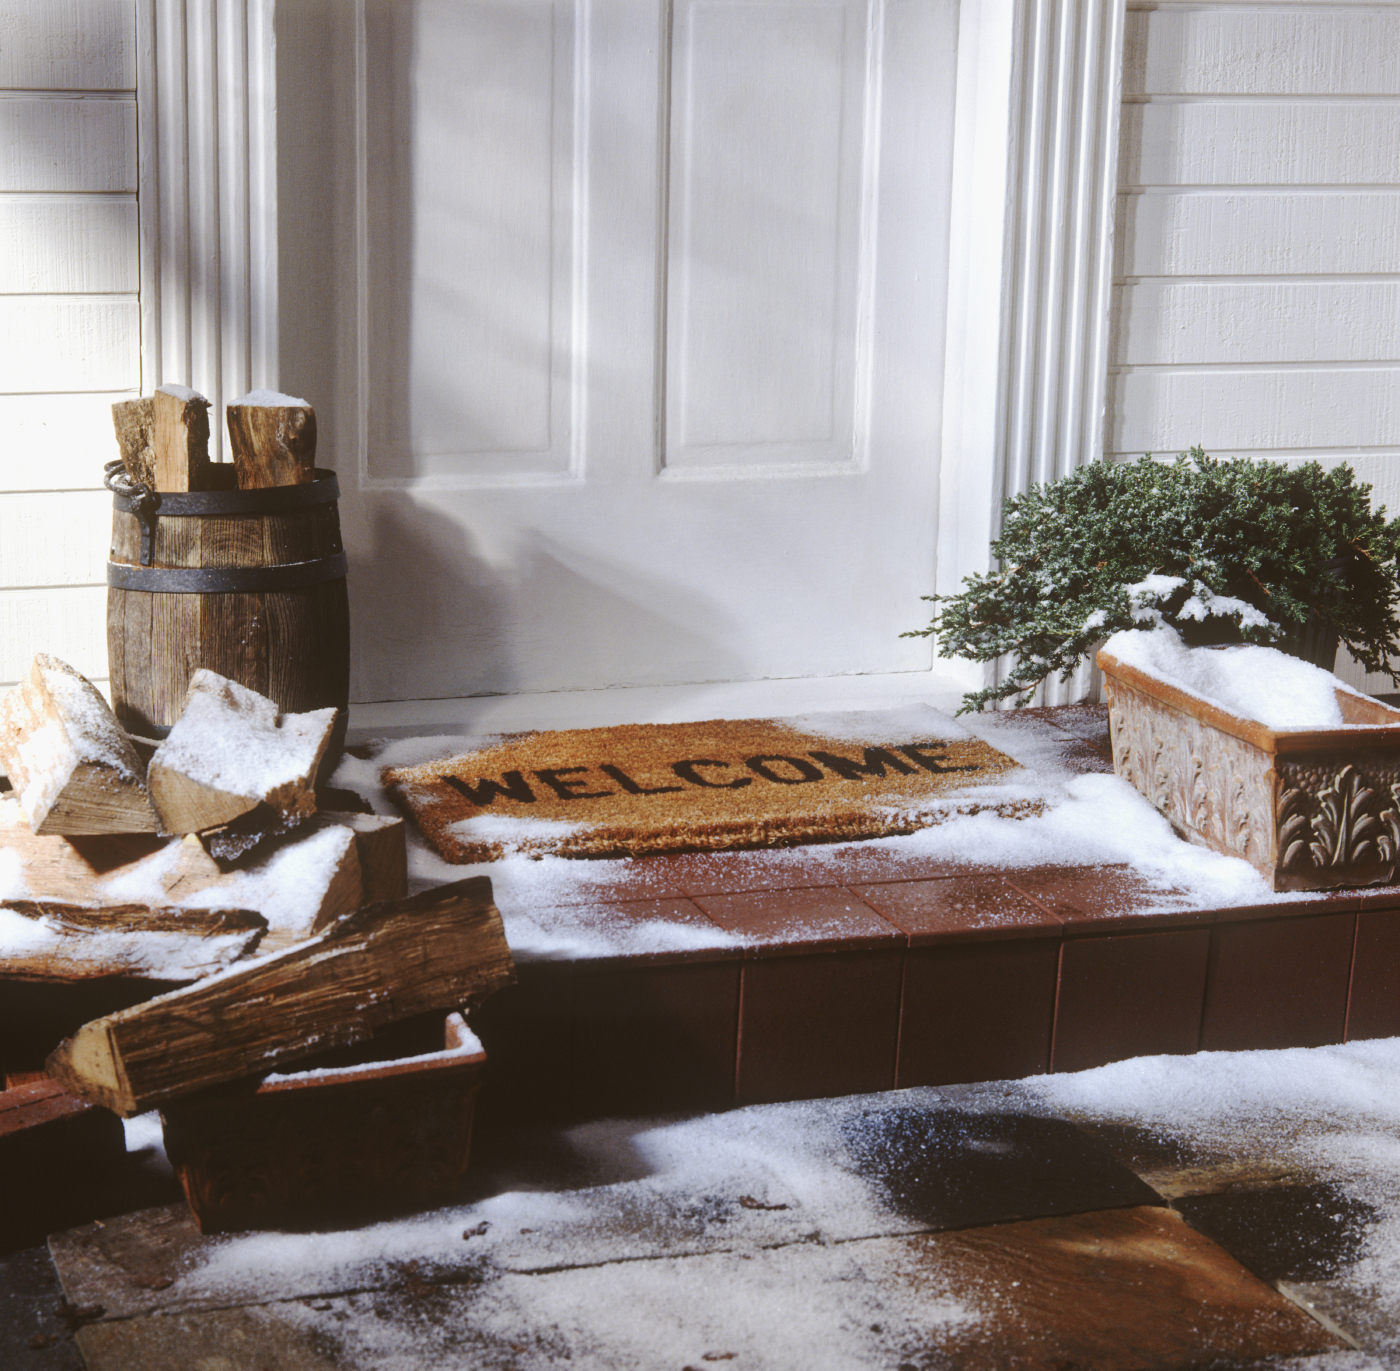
(1110, 367, 1400, 455)
(0, 98, 136, 192)
(0, 198, 138, 292)
(0, 491, 111, 587)
(1113, 282, 1400, 367)
(1116, 191, 1400, 277)
(1124, 9, 1400, 97)
(0, 0, 134, 91)
(1120, 101, 1400, 188)
(0, 297, 139, 392)
(1335, 647, 1397, 697)
(0, 392, 134, 491)
(0, 586, 108, 688)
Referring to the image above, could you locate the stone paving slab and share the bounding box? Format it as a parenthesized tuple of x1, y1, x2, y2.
(70, 1209, 1344, 1371)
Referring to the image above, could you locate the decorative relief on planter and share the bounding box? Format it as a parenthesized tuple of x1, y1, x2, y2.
(1100, 648, 1400, 893)
(1275, 761, 1400, 885)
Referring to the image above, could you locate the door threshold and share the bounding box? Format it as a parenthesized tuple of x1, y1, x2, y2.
(347, 669, 978, 741)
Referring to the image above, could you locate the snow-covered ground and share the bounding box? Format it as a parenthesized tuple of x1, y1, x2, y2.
(93, 1035, 1400, 1369)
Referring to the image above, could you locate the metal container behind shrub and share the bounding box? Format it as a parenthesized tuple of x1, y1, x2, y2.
(106, 470, 349, 757)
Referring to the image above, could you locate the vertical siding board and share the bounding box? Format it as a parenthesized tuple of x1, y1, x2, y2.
(0, 587, 110, 687)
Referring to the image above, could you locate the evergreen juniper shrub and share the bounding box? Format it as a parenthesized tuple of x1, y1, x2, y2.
(909, 449, 1400, 713)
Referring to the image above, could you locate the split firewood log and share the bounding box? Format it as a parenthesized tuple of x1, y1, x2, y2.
(321, 811, 407, 906)
(45, 877, 516, 1116)
(146, 670, 338, 835)
(110, 397, 155, 488)
(225, 390, 317, 488)
(0, 902, 266, 983)
(0, 655, 160, 836)
(0, 802, 381, 949)
(152, 383, 214, 492)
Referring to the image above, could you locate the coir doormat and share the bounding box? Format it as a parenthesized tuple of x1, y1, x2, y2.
(383, 709, 1031, 862)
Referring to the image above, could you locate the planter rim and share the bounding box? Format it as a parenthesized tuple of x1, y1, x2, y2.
(1096, 647, 1400, 757)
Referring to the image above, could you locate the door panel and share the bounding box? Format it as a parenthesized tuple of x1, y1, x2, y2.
(351, 0, 956, 701)
(666, 0, 865, 466)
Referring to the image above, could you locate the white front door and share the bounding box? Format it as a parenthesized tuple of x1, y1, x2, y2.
(349, 0, 957, 702)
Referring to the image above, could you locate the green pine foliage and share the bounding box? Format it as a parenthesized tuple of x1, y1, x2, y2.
(910, 450, 1400, 713)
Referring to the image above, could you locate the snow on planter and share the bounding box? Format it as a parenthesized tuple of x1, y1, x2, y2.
(1099, 628, 1400, 892)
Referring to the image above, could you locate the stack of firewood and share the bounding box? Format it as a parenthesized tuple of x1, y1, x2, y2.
(0, 656, 516, 1118)
(112, 384, 318, 491)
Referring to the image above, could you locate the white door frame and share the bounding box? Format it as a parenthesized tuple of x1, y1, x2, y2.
(137, 0, 1125, 704)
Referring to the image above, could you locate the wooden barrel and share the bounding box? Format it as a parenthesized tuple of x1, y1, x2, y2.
(106, 471, 350, 759)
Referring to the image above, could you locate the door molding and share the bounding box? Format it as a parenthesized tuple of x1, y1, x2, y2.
(938, 0, 1126, 703)
(137, 0, 279, 455)
(139, 0, 1126, 701)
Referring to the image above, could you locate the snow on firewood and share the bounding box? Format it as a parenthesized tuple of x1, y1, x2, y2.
(148, 671, 338, 835)
(0, 902, 266, 982)
(0, 654, 159, 835)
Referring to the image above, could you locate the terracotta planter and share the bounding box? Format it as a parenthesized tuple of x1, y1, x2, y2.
(161, 1012, 485, 1233)
(1099, 646, 1400, 892)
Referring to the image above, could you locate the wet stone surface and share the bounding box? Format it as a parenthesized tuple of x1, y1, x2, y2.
(840, 1105, 1164, 1231)
(1176, 1183, 1381, 1284)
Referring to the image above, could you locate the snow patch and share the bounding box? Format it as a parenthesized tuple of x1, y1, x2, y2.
(228, 389, 311, 408)
(1105, 627, 1353, 729)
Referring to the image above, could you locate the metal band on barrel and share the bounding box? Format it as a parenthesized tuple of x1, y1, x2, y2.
(107, 552, 348, 593)
(110, 470, 341, 517)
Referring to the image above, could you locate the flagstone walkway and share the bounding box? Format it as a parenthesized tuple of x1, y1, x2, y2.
(4, 1059, 1398, 1369)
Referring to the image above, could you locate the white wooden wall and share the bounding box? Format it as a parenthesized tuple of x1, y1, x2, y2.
(0, 0, 140, 694)
(1110, 0, 1400, 691)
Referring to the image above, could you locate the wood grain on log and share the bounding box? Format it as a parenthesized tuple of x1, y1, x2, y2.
(110, 397, 155, 488)
(147, 671, 337, 835)
(225, 397, 317, 489)
(0, 902, 266, 983)
(320, 812, 407, 906)
(152, 385, 213, 493)
(0, 798, 167, 902)
(0, 654, 159, 835)
(45, 877, 516, 1115)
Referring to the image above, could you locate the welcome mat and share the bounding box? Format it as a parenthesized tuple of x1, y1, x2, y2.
(383, 709, 1030, 862)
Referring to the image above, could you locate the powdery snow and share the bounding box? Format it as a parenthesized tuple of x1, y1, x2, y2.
(155, 383, 206, 403)
(0, 904, 258, 979)
(95, 821, 357, 938)
(106, 1040, 1400, 1368)
(228, 389, 311, 408)
(1105, 627, 1360, 729)
(783, 704, 972, 745)
(151, 671, 335, 801)
(0, 844, 27, 899)
(4, 656, 143, 825)
(327, 708, 1301, 968)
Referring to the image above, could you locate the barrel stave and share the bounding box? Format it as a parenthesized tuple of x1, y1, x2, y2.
(105, 473, 349, 742)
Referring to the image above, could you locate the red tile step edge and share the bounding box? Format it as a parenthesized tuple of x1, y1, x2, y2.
(473, 854, 1400, 1125)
